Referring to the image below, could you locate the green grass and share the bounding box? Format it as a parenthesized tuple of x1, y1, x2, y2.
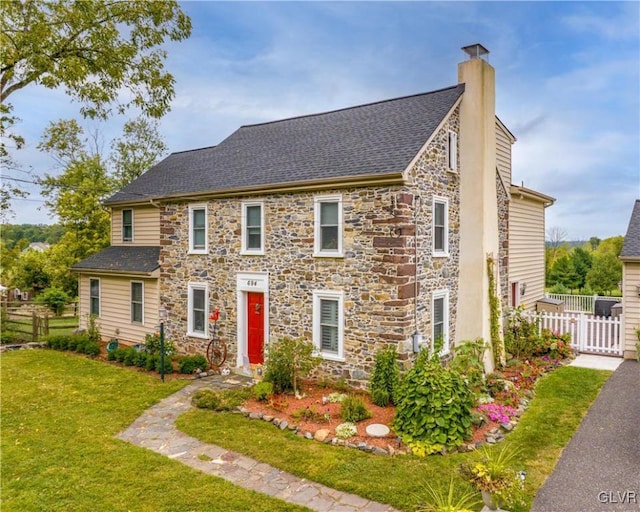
(1, 350, 308, 512)
(177, 366, 611, 511)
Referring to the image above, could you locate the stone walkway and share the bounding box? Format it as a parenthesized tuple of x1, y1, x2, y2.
(117, 375, 398, 512)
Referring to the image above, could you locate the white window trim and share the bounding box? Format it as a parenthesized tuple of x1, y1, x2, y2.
(447, 130, 458, 172)
(122, 209, 134, 243)
(240, 201, 265, 255)
(312, 290, 345, 361)
(313, 195, 343, 257)
(432, 196, 450, 257)
(188, 203, 208, 254)
(89, 277, 101, 317)
(187, 282, 209, 338)
(432, 289, 450, 356)
(130, 281, 144, 324)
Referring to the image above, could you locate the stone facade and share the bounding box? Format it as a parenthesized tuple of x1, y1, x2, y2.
(159, 109, 464, 388)
(496, 174, 509, 310)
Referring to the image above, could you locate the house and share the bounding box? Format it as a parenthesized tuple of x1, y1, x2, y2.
(71, 44, 553, 383)
(619, 200, 640, 360)
(22, 242, 51, 253)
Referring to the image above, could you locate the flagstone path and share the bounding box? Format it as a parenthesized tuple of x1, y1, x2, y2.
(117, 374, 399, 512)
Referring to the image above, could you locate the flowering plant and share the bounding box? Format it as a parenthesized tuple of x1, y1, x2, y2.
(335, 422, 357, 439)
(477, 403, 517, 424)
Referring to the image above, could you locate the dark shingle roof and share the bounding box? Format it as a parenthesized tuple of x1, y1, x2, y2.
(105, 85, 465, 204)
(71, 246, 160, 274)
(621, 200, 640, 258)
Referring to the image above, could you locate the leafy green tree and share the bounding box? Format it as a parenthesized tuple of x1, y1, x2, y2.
(36, 287, 70, 316)
(586, 252, 622, 294)
(1, 0, 191, 212)
(589, 236, 601, 250)
(571, 247, 593, 290)
(548, 255, 579, 290)
(10, 248, 52, 292)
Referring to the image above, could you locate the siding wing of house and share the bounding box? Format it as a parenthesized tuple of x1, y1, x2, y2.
(620, 200, 640, 359)
(104, 85, 465, 205)
(621, 200, 640, 260)
(71, 246, 160, 275)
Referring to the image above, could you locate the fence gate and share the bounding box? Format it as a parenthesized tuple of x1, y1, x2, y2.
(537, 311, 623, 356)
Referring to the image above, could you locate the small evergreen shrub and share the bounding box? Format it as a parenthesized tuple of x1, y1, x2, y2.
(66, 336, 78, 351)
(134, 351, 148, 367)
(114, 348, 127, 363)
(107, 349, 117, 361)
(45, 335, 65, 349)
(263, 337, 321, 395)
(155, 355, 173, 374)
(340, 395, 372, 423)
(178, 354, 208, 374)
(123, 348, 137, 366)
(369, 346, 400, 406)
(84, 342, 100, 357)
(392, 350, 474, 453)
(144, 353, 157, 371)
(252, 381, 274, 401)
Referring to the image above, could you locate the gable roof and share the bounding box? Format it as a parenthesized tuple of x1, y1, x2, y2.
(70, 246, 160, 274)
(620, 200, 640, 260)
(105, 84, 465, 205)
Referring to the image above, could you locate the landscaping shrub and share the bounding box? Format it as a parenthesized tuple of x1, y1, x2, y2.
(123, 348, 137, 366)
(252, 381, 274, 401)
(154, 355, 174, 375)
(335, 422, 357, 440)
(192, 389, 221, 410)
(35, 287, 70, 316)
(192, 388, 251, 411)
(504, 305, 540, 359)
(178, 354, 208, 374)
(369, 346, 400, 406)
(263, 337, 321, 395)
(144, 332, 176, 357)
(144, 353, 157, 371)
(84, 342, 100, 357)
(393, 350, 474, 454)
(1, 331, 18, 344)
(86, 314, 101, 344)
(449, 338, 486, 393)
(340, 395, 372, 423)
(114, 348, 127, 363)
(134, 351, 148, 367)
(107, 349, 117, 361)
(44, 335, 66, 349)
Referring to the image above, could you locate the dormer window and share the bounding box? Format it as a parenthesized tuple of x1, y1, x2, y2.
(122, 209, 133, 242)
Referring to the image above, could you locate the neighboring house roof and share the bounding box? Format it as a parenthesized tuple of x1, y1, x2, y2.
(510, 185, 555, 207)
(23, 242, 50, 252)
(620, 200, 640, 260)
(105, 84, 465, 205)
(70, 246, 160, 274)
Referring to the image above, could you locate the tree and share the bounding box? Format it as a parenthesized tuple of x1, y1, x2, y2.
(586, 252, 622, 294)
(571, 247, 593, 290)
(11, 248, 51, 292)
(0, 0, 191, 212)
(589, 236, 601, 250)
(548, 255, 579, 290)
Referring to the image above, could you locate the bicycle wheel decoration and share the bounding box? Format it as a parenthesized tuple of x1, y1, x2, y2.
(206, 307, 227, 370)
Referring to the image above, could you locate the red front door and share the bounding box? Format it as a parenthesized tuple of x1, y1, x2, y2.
(247, 292, 264, 364)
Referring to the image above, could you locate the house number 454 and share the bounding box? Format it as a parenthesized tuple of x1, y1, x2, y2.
(247, 280, 257, 287)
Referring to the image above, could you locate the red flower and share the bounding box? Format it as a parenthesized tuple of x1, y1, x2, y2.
(209, 308, 220, 322)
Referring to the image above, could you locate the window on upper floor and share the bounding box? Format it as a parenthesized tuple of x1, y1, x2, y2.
(189, 204, 207, 254)
(122, 209, 133, 242)
(89, 278, 100, 317)
(241, 201, 264, 255)
(131, 281, 144, 324)
(187, 282, 208, 338)
(314, 195, 343, 257)
(433, 196, 449, 257)
(432, 289, 449, 355)
(312, 290, 344, 361)
(447, 131, 458, 172)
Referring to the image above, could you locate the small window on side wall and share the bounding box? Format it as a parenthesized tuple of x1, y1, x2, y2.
(433, 197, 449, 257)
(122, 209, 133, 242)
(187, 283, 208, 338)
(89, 278, 100, 317)
(447, 131, 458, 172)
(131, 281, 144, 323)
(312, 290, 344, 360)
(314, 195, 343, 257)
(189, 204, 207, 254)
(432, 289, 449, 355)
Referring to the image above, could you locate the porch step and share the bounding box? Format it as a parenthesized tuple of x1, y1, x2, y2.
(569, 354, 623, 371)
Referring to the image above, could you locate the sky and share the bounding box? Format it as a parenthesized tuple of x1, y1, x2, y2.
(4, 1, 640, 240)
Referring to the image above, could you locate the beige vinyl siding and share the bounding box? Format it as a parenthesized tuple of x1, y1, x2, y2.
(111, 206, 160, 245)
(622, 262, 640, 358)
(508, 195, 546, 310)
(496, 120, 512, 188)
(78, 274, 159, 345)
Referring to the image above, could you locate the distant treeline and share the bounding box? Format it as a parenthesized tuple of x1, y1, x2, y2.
(1, 224, 64, 249)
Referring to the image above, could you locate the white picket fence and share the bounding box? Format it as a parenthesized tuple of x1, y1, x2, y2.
(545, 293, 621, 314)
(536, 311, 623, 356)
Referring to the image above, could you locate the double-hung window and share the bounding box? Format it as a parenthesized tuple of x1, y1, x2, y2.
(447, 130, 458, 172)
(131, 281, 144, 324)
(314, 195, 343, 257)
(241, 201, 264, 255)
(122, 209, 133, 242)
(189, 204, 207, 254)
(312, 290, 344, 360)
(187, 283, 208, 338)
(432, 289, 449, 355)
(432, 196, 449, 257)
(89, 278, 100, 317)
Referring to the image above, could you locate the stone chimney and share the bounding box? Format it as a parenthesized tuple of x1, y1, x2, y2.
(455, 44, 501, 371)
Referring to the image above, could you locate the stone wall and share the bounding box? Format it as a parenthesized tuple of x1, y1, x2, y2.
(497, 174, 509, 310)
(159, 111, 461, 387)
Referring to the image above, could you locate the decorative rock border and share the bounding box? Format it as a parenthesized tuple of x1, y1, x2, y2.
(236, 406, 405, 456)
(0, 342, 47, 353)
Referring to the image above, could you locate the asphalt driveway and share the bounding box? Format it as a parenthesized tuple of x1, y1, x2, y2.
(532, 360, 640, 511)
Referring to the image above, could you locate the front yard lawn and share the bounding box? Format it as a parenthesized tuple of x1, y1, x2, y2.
(1, 350, 308, 512)
(177, 365, 611, 511)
